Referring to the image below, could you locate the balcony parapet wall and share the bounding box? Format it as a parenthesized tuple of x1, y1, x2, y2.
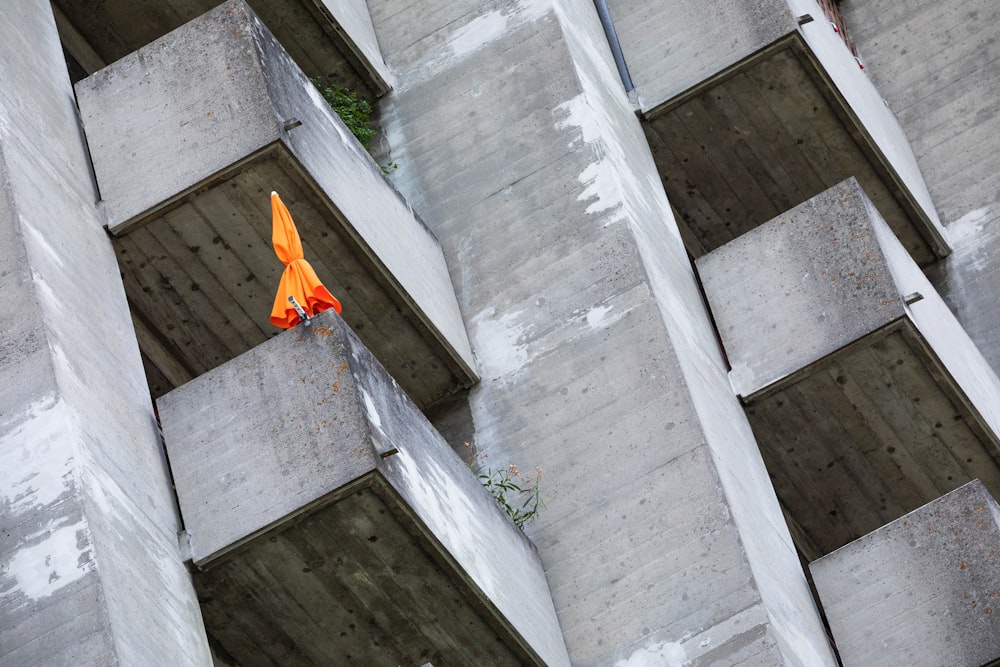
(156, 309, 570, 666)
(696, 178, 1000, 556)
(74, 1, 475, 406)
(608, 0, 947, 264)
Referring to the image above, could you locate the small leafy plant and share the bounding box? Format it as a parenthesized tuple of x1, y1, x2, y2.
(477, 463, 544, 530)
(312, 78, 397, 173)
(312, 78, 376, 150)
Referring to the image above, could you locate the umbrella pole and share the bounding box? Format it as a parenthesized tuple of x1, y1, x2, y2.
(288, 295, 311, 326)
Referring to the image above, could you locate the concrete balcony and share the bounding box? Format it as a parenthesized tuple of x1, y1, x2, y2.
(156, 309, 571, 666)
(54, 0, 391, 95)
(75, 1, 475, 408)
(810, 481, 1000, 667)
(696, 179, 1000, 557)
(607, 0, 947, 265)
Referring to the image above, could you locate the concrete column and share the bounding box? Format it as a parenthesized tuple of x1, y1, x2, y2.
(0, 2, 210, 664)
(367, 0, 837, 663)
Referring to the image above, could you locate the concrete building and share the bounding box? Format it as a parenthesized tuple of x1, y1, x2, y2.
(2, 0, 999, 664)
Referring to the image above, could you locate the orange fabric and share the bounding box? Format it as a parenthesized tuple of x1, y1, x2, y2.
(269, 192, 342, 328)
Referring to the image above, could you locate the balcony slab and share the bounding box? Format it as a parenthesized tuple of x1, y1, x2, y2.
(697, 179, 1000, 556)
(75, 1, 474, 407)
(810, 480, 1000, 667)
(608, 0, 947, 264)
(156, 309, 570, 666)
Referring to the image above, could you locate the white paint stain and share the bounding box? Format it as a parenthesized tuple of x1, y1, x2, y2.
(1, 520, 92, 600)
(360, 388, 384, 434)
(471, 307, 529, 379)
(401, 0, 553, 87)
(0, 397, 76, 513)
(552, 86, 626, 225)
(390, 449, 504, 604)
(585, 304, 613, 328)
(449, 11, 508, 58)
(946, 206, 993, 249)
(615, 639, 687, 667)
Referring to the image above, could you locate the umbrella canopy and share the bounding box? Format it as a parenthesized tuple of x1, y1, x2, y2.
(269, 191, 342, 328)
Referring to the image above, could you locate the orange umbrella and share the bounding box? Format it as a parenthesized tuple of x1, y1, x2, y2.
(269, 191, 342, 328)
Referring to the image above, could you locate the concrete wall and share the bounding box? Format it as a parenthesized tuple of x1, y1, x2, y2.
(0, 1, 210, 665)
(840, 0, 1000, 378)
(368, 0, 836, 663)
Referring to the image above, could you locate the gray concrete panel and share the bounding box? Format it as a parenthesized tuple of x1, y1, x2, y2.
(841, 0, 1000, 236)
(0, 1, 211, 664)
(157, 314, 380, 564)
(157, 308, 571, 666)
(810, 480, 1000, 667)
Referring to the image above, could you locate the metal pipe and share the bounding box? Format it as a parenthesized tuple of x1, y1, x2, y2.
(593, 0, 634, 92)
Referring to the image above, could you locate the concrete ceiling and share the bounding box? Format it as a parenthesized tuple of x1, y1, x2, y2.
(642, 36, 945, 266)
(197, 476, 534, 666)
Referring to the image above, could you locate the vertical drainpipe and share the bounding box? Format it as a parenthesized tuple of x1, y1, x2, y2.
(593, 0, 635, 92)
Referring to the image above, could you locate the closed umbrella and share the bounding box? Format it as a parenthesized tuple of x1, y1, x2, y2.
(269, 191, 342, 328)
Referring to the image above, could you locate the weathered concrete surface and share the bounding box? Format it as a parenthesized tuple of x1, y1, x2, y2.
(697, 179, 1000, 556)
(0, 1, 210, 665)
(810, 480, 1000, 667)
(157, 309, 571, 666)
(368, 0, 836, 664)
(786, 0, 943, 248)
(75, 1, 475, 406)
(52, 0, 390, 95)
(840, 0, 1000, 380)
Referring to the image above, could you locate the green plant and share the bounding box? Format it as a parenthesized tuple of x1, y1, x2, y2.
(312, 78, 375, 150)
(476, 463, 544, 530)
